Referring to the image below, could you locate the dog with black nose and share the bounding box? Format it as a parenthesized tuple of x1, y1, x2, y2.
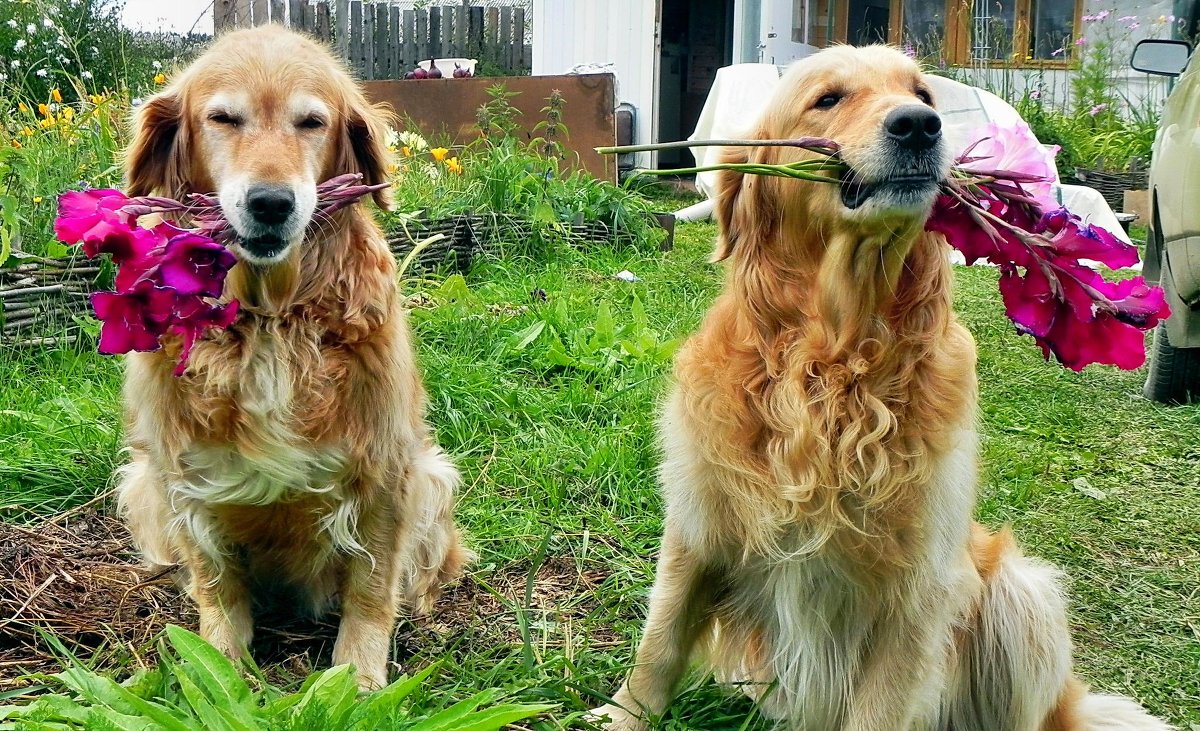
(117, 25, 469, 690)
(593, 45, 1173, 731)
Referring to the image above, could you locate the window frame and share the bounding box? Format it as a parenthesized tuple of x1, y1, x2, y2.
(803, 0, 1082, 69)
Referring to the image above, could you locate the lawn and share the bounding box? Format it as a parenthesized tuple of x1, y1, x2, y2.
(1, 216, 1197, 727)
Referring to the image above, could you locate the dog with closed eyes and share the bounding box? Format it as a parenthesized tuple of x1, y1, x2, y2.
(593, 45, 1172, 731)
(116, 25, 469, 690)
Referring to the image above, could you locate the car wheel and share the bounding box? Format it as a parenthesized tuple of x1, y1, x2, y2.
(1143, 323, 1200, 404)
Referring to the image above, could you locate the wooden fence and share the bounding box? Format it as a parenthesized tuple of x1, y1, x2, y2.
(213, 1, 531, 78)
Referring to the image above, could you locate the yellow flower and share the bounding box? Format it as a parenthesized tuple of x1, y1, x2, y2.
(401, 146, 413, 157)
(51, 88, 62, 103)
(446, 156, 464, 175)
(89, 94, 105, 105)
(39, 118, 55, 129)
(32, 196, 43, 204)
(431, 147, 449, 162)
(387, 163, 399, 174)
(38, 103, 50, 117)
(154, 72, 167, 85)
(9, 139, 22, 149)
(61, 106, 74, 121)
(19, 126, 34, 137)
(17, 102, 28, 113)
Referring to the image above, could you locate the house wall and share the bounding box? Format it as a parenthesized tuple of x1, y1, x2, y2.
(531, 0, 658, 168)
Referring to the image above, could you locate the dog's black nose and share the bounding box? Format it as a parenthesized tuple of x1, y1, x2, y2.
(884, 105, 942, 151)
(245, 185, 295, 226)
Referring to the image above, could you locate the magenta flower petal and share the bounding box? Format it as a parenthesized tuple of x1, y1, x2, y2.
(999, 265, 1057, 337)
(55, 189, 128, 244)
(90, 282, 178, 355)
(1041, 312, 1148, 371)
(151, 233, 238, 297)
(169, 297, 240, 376)
(1104, 276, 1171, 328)
(81, 220, 166, 264)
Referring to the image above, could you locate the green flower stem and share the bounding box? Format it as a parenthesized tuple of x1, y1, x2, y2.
(595, 137, 841, 156)
(630, 161, 845, 184)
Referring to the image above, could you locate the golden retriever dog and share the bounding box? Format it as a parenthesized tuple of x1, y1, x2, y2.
(116, 25, 468, 689)
(593, 46, 1172, 730)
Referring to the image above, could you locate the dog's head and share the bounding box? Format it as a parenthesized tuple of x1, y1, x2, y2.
(126, 26, 393, 266)
(714, 45, 951, 263)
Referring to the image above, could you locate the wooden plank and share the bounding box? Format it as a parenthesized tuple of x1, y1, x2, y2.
(252, 0, 267, 25)
(374, 3, 388, 79)
(362, 0, 375, 80)
(403, 9, 417, 69)
(454, 5, 466, 57)
(288, 0, 302, 27)
(416, 9, 428, 65)
(486, 8, 499, 66)
(316, 1, 331, 43)
(302, 0, 316, 35)
(390, 6, 402, 75)
(500, 7, 512, 71)
(269, 0, 284, 24)
(234, 0, 253, 27)
(515, 8, 527, 70)
(334, 0, 349, 58)
(468, 6, 483, 59)
(428, 6, 441, 61)
(349, 0, 363, 77)
(214, 0, 236, 33)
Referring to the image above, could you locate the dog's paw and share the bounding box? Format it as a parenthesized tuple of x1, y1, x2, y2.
(586, 704, 648, 731)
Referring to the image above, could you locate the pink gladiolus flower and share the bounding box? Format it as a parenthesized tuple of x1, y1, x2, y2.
(1075, 37, 1087, 45)
(1095, 10, 1109, 20)
(91, 280, 178, 354)
(152, 232, 238, 298)
(55, 174, 385, 375)
(1089, 103, 1108, 116)
(928, 124, 1171, 371)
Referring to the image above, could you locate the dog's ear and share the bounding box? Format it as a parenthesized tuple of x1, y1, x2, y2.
(339, 95, 394, 210)
(125, 93, 189, 198)
(711, 146, 774, 263)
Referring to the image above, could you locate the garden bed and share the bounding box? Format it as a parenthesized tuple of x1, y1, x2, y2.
(0, 504, 614, 686)
(1, 213, 667, 346)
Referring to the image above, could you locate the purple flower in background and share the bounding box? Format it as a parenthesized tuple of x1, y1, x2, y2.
(1089, 103, 1108, 116)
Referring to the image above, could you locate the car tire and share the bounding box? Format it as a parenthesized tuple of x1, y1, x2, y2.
(1143, 323, 1200, 404)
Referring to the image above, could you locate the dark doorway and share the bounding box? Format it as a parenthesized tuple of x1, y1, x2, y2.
(848, 0, 890, 45)
(658, 0, 735, 167)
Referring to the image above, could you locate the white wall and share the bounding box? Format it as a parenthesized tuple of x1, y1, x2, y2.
(532, 0, 658, 168)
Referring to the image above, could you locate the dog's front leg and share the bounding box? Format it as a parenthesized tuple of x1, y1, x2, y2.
(182, 545, 254, 660)
(842, 597, 950, 731)
(332, 505, 402, 691)
(594, 528, 719, 731)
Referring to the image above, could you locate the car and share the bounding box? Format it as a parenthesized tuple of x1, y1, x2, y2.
(1131, 38, 1200, 404)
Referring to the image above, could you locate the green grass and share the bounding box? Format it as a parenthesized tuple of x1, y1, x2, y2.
(1, 220, 1197, 727)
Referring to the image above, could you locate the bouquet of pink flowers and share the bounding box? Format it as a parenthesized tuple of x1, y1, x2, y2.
(54, 174, 387, 375)
(600, 123, 1169, 372)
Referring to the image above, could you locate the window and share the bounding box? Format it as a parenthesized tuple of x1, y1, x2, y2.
(794, 0, 1080, 66)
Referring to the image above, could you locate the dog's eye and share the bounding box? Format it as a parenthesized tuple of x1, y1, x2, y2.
(916, 89, 933, 106)
(297, 116, 325, 130)
(208, 112, 242, 127)
(814, 93, 842, 110)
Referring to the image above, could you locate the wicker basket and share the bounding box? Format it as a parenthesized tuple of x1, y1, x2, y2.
(1071, 168, 1149, 213)
(387, 214, 480, 274)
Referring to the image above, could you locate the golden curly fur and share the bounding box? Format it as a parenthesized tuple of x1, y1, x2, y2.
(116, 25, 468, 690)
(594, 46, 1171, 731)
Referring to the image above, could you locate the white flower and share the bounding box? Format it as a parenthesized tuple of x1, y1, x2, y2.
(398, 130, 430, 151)
(0, 73, 6, 82)
(14, 39, 26, 51)
(89, 46, 98, 56)
(25, 23, 35, 34)
(9, 59, 20, 68)
(152, 60, 161, 69)
(6, 19, 16, 28)
(81, 70, 92, 79)
(57, 55, 68, 65)
(35, 68, 47, 77)
(132, 97, 143, 107)
(42, 17, 54, 28)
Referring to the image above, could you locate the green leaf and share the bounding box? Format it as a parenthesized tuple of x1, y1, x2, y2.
(172, 667, 247, 731)
(593, 301, 615, 347)
(347, 665, 438, 728)
(407, 693, 491, 731)
(163, 626, 254, 710)
(505, 320, 546, 352)
(289, 665, 359, 725)
(447, 703, 556, 731)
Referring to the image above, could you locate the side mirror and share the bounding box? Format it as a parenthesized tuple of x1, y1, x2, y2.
(1131, 39, 1192, 77)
